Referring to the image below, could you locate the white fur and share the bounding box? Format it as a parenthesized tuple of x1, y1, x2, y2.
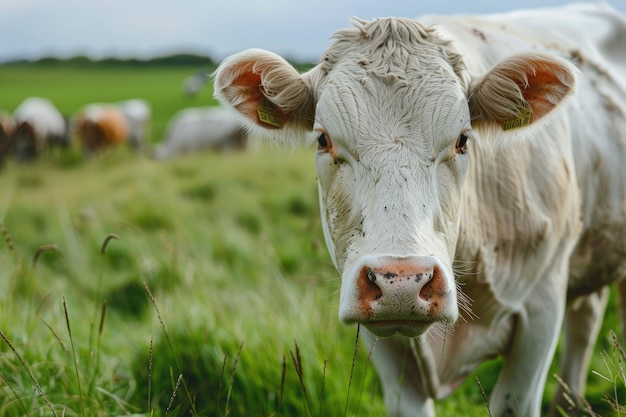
(153, 106, 246, 159)
(117, 99, 151, 149)
(13, 97, 65, 140)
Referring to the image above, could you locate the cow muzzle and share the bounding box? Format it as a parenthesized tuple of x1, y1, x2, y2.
(339, 255, 458, 337)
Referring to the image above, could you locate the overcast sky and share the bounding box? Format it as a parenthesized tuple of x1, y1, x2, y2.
(1, 0, 625, 63)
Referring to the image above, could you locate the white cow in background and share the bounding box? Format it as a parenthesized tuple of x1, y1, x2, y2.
(152, 106, 247, 159)
(181, 70, 209, 98)
(13, 97, 68, 161)
(215, 3, 626, 417)
(116, 98, 151, 150)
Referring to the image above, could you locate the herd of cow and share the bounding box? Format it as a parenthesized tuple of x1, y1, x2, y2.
(0, 96, 248, 167)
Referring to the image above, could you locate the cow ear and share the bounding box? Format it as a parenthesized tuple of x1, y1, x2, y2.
(213, 49, 315, 143)
(468, 53, 577, 131)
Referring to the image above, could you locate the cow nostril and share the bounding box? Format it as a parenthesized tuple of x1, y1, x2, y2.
(359, 267, 383, 302)
(419, 266, 443, 301)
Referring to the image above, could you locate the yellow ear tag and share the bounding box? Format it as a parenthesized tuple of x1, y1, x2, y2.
(257, 97, 283, 128)
(503, 106, 532, 131)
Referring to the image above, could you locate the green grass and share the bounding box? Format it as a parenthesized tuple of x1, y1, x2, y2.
(0, 64, 623, 416)
(0, 148, 388, 416)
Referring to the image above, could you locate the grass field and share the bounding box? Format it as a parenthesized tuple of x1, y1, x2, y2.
(0, 63, 624, 416)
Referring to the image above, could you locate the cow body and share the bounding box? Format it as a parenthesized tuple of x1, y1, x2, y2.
(214, 4, 626, 417)
(181, 70, 209, 98)
(152, 106, 247, 160)
(116, 99, 151, 150)
(12, 97, 68, 161)
(75, 99, 151, 154)
(75, 104, 129, 154)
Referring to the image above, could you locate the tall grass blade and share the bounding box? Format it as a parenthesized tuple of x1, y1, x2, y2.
(31, 244, 58, 268)
(165, 373, 183, 416)
(100, 233, 120, 254)
(318, 356, 328, 417)
(144, 282, 167, 335)
(552, 374, 579, 416)
(475, 376, 492, 417)
(279, 353, 286, 408)
(148, 337, 154, 414)
(144, 282, 198, 416)
(216, 352, 228, 413)
(290, 341, 314, 417)
(224, 341, 244, 416)
(88, 299, 108, 397)
(98, 299, 107, 336)
(0, 222, 15, 251)
(354, 336, 377, 417)
(41, 319, 67, 352)
(96, 386, 136, 414)
(343, 324, 361, 417)
(63, 297, 86, 417)
(0, 328, 60, 417)
(0, 373, 29, 415)
(605, 332, 626, 416)
(610, 331, 626, 387)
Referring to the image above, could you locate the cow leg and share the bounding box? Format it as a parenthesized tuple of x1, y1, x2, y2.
(489, 279, 566, 417)
(550, 287, 609, 416)
(363, 331, 435, 417)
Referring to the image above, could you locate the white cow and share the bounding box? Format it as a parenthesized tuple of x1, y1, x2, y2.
(215, 3, 626, 417)
(181, 70, 209, 98)
(13, 97, 68, 160)
(152, 106, 247, 160)
(116, 99, 151, 150)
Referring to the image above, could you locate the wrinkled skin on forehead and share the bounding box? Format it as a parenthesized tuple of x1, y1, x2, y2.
(314, 32, 471, 270)
(308, 20, 477, 333)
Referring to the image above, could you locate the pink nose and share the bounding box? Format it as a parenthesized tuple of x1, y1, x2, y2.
(355, 256, 450, 321)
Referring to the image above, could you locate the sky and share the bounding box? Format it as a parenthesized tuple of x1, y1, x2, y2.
(1, 0, 625, 63)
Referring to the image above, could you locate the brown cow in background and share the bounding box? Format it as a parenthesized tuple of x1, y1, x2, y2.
(75, 104, 129, 154)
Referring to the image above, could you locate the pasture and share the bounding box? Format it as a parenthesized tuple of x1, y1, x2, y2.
(0, 63, 623, 416)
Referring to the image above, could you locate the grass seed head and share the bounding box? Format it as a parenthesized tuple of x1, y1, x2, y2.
(0, 222, 15, 251)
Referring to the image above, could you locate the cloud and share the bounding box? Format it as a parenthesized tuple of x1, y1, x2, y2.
(1, 0, 625, 63)
(0, 0, 42, 14)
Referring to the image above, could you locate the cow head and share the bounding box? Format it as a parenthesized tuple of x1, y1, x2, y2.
(214, 18, 575, 337)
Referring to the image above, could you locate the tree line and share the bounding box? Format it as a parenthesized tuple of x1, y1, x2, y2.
(1, 53, 217, 68)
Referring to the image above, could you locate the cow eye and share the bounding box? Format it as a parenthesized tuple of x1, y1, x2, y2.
(317, 132, 332, 151)
(456, 132, 469, 155)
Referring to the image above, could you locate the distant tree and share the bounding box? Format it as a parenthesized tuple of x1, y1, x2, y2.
(0, 53, 318, 68)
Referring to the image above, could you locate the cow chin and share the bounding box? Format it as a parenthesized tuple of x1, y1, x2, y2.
(362, 320, 433, 338)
